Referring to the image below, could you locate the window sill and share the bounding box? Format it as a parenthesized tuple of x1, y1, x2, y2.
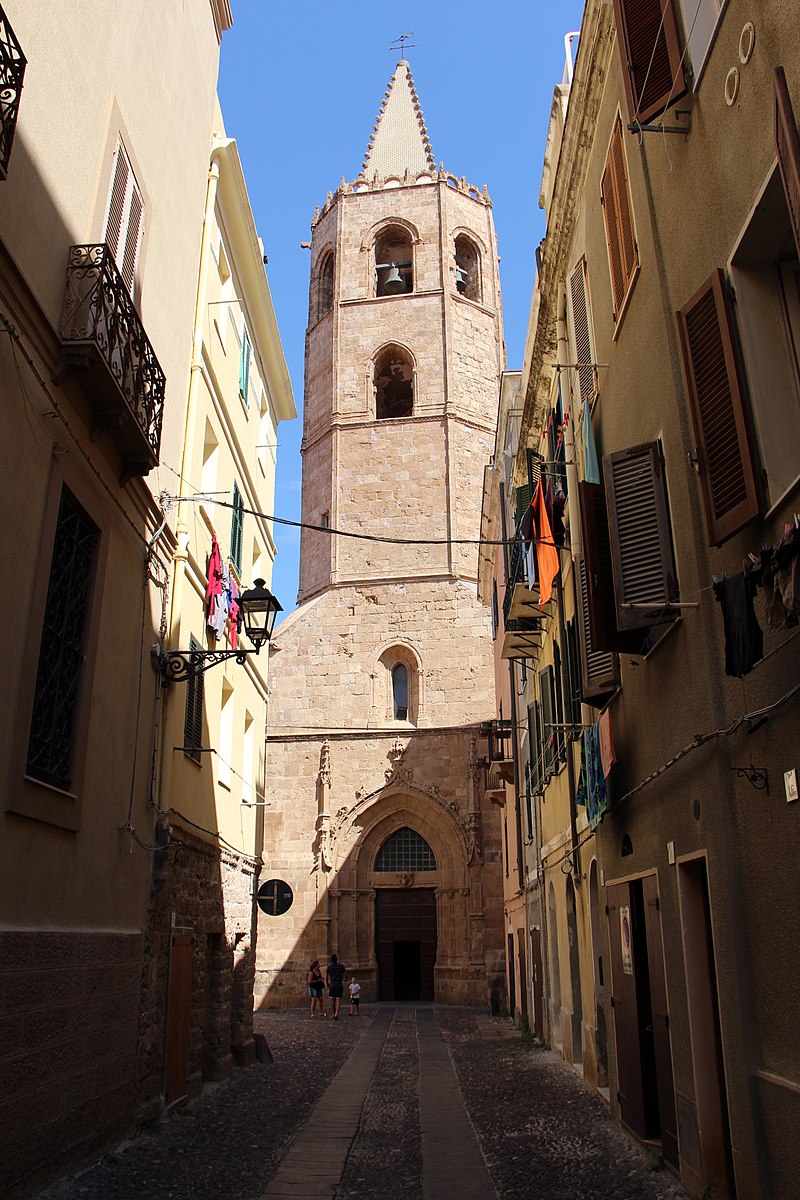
(7, 775, 82, 831)
(452, 291, 495, 318)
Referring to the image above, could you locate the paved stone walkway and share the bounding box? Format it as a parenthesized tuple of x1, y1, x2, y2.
(40, 1006, 689, 1200)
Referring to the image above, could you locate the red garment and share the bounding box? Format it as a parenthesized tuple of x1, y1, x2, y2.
(228, 599, 239, 650)
(533, 481, 559, 607)
(598, 709, 616, 778)
(206, 536, 224, 633)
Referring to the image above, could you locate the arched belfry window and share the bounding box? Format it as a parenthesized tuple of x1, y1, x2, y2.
(392, 664, 409, 720)
(317, 252, 334, 320)
(375, 226, 413, 296)
(374, 345, 413, 420)
(375, 828, 436, 872)
(454, 234, 481, 302)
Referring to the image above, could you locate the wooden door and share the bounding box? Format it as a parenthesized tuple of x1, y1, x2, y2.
(375, 889, 436, 1001)
(642, 875, 679, 1168)
(165, 930, 193, 1106)
(516, 928, 528, 1021)
(530, 927, 544, 1038)
(606, 882, 647, 1136)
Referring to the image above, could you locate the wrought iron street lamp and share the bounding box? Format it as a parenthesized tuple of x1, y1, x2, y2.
(152, 579, 282, 684)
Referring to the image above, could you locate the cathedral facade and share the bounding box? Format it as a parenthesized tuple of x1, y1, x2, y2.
(254, 61, 506, 1008)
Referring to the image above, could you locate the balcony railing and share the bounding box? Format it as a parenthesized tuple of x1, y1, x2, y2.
(57, 244, 165, 477)
(0, 5, 26, 180)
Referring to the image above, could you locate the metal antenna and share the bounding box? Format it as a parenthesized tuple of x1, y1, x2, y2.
(389, 32, 416, 60)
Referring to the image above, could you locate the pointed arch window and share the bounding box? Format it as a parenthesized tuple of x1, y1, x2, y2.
(454, 234, 481, 302)
(374, 345, 414, 419)
(375, 827, 436, 872)
(375, 226, 413, 296)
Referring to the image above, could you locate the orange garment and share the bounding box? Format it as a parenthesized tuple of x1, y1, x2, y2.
(533, 480, 560, 607)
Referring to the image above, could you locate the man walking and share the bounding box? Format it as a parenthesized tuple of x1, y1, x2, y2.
(326, 954, 345, 1020)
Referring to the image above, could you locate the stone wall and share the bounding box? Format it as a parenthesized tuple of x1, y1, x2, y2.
(138, 824, 258, 1123)
(0, 929, 142, 1200)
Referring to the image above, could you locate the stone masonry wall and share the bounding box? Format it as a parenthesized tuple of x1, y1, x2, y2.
(0, 929, 142, 1200)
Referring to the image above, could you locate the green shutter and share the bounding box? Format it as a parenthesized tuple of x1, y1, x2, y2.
(239, 328, 251, 406)
(231, 482, 244, 574)
(184, 636, 204, 764)
(527, 700, 543, 796)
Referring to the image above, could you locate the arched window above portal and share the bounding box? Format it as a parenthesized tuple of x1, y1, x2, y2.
(376, 642, 421, 725)
(454, 234, 481, 302)
(374, 345, 414, 420)
(375, 827, 437, 872)
(392, 664, 408, 720)
(375, 225, 413, 296)
(316, 251, 334, 321)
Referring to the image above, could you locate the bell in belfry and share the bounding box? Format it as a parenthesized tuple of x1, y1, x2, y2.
(383, 264, 406, 293)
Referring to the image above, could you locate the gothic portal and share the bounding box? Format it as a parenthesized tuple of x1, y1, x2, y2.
(255, 60, 506, 1008)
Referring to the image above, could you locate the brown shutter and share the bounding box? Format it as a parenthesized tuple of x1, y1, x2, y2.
(604, 441, 679, 630)
(104, 144, 129, 261)
(775, 67, 800, 260)
(120, 185, 143, 298)
(612, 0, 687, 124)
(602, 119, 638, 318)
(570, 259, 595, 405)
(576, 554, 620, 701)
(579, 481, 644, 653)
(676, 270, 760, 545)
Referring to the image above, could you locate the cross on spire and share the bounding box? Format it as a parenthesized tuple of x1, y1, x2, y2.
(389, 32, 416, 61)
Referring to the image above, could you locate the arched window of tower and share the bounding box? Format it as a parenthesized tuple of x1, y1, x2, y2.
(374, 345, 414, 420)
(392, 663, 409, 720)
(317, 251, 334, 320)
(375, 827, 437, 872)
(454, 234, 481, 302)
(375, 225, 413, 296)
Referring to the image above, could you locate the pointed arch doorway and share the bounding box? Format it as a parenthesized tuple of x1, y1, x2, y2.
(374, 827, 437, 1001)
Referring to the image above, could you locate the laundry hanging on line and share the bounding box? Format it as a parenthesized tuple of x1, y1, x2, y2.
(576, 723, 608, 831)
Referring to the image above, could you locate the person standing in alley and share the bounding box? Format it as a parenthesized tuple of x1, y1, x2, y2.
(307, 959, 325, 1018)
(326, 954, 345, 1020)
(348, 975, 361, 1016)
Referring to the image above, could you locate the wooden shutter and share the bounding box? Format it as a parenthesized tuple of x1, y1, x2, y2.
(569, 258, 595, 405)
(239, 327, 251, 405)
(775, 68, 800, 263)
(104, 141, 143, 300)
(183, 637, 204, 763)
(231, 482, 244, 573)
(576, 554, 620, 701)
(604, 441, 679, 630)
(612, 0, 687, 124)
(514, 483, 531, 528)
(564, 617, 582, 736)
(552, 642, 566, 765)
(579, 481, 643, 652)
(601, 119, 639, 319)
(104, 146, 129, 262)
(539, 665, 557, 778)
(527, 701, 543, 796)
(526, 447, 543, 495)
(676, 270, 760, 545)
(120, 187, 142, 297)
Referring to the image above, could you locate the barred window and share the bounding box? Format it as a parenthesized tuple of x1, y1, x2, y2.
(26, 488, 99, 790)
(375, 827, 436, 872)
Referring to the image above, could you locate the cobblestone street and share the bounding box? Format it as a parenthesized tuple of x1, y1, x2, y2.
(40, 1006, 689, 1200)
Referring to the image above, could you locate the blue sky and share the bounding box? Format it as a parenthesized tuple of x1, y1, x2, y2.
(218, 1, 586, 618)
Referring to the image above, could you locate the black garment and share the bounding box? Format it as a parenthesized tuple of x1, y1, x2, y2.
(326, 961, 345, 997)
(714, 571, 763, 677)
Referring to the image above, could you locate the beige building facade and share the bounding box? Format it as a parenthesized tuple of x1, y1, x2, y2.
(257, 61, 506, 1010)
(491, 3, 800, 1197)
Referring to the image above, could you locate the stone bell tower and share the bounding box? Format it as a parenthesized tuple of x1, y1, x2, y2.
(255, 59, 506, 1009)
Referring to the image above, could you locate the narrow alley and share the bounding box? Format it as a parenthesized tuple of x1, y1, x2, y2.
(41, 1007, 688, 1200)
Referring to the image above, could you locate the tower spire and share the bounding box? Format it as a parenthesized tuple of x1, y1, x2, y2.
(361, 58, 436, 181)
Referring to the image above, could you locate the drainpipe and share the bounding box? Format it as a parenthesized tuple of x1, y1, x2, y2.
(499, 480, 524, 891)
(157, 138, 231, 815)
(556, 284, 581, 880)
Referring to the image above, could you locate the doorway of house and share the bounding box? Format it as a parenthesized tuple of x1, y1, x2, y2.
(376, 888, 436, 1001)
(606, 874, 679, 1169)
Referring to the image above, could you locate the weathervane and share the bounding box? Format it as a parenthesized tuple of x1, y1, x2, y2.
(389, 32, 416, 60)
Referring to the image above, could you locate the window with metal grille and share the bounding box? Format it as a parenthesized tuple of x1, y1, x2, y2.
(26, 489, 99, 790)
(230, 482, 244, 574)
(183, 635, 205, 764)
(601, 116, 638, 320)
(239, 326, 251, 406)
(375, 827, 436, 872)
(104, 140, 143, 301)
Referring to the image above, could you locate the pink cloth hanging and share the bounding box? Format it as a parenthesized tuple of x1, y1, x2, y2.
(599, 709, 616, 778)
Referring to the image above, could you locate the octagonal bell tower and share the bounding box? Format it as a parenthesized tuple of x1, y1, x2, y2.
(257, 60, 506, 1010)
